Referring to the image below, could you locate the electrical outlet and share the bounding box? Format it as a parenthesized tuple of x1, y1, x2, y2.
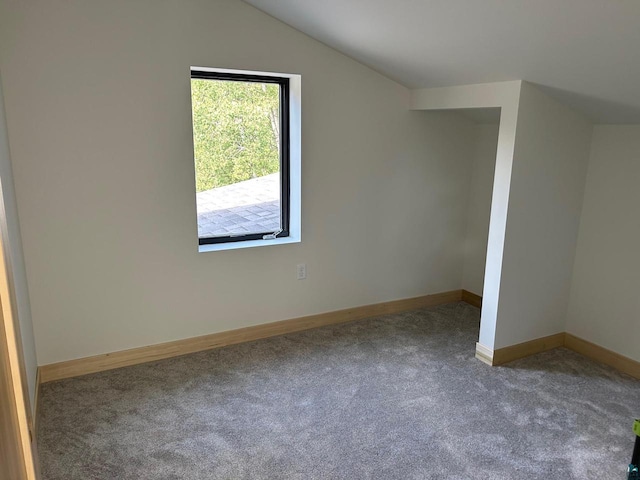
(297, 263, 307, 280)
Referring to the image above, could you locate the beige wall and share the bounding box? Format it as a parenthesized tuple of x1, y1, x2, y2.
(462, 124, 499, 296)
(566, 125, 640, 362)
(0, 0, 478, 364)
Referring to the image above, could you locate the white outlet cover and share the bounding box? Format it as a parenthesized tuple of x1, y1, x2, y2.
(297, 263, 306, 279)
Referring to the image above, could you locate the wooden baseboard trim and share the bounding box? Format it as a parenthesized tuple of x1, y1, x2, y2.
(476, 331, 640, 380)
(564, 333, 640, 380)
(37, 291, 640, 384)
(491, 332, 566, 366)
(461, 290, 482, 308)
(39, 289, 463, 383)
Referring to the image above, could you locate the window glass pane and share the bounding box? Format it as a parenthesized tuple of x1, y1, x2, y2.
(190, 78, 281, 239)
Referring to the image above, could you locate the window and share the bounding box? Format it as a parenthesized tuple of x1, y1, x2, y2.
(190, 68, 295, 247)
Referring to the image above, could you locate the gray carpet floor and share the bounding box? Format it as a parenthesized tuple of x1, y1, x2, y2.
(38, 302, 640, 479)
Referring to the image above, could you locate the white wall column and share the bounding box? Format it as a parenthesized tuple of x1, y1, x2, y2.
(411, 81, 592, 362)
(411, 81, 521, 359)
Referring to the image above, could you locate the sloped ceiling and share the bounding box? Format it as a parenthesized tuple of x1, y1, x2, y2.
(244, 0, 640, 123)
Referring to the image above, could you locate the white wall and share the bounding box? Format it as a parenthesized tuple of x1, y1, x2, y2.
(566, 126, 640, 362)
(0, 0, 477, 365)
(494, 83, 593, 348)
(462, 124, 499, 296)
(0, 73, 37, 409)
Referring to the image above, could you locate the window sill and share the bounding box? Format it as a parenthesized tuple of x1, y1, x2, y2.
(198, 235, 300, 253)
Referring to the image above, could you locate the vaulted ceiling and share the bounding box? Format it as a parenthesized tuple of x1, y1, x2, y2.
(244, 0, 640, 123)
